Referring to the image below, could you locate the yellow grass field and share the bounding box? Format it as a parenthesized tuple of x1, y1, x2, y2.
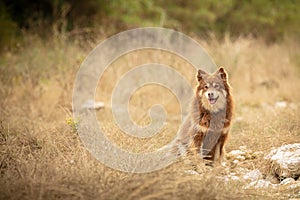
(1, 33, 300, 199)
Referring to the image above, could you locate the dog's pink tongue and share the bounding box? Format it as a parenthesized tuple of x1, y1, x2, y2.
(209, 99, 216, 104)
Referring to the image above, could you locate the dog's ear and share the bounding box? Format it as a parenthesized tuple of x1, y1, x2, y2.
(217, 67, 228, 81)
(197, 69, 207, 82)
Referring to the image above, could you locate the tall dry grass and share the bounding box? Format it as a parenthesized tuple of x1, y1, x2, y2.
(0, 32, 300, 199)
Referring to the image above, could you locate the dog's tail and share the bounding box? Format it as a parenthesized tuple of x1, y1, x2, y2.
(159, 115, 192, 158)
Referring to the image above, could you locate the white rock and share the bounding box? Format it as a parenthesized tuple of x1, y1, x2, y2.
(243, 169, 263, 182)
(236, 155, 246, 161)
(245, 179, 276, 189)
(280, 178, 296, 185)
(265, 143, 300, 178)
(223, 174, 240, 183)
(185, 170, 199, 175)
(275, 101, 287, 108)
(228, 149, 245, 157)
(233, 159, 239, 164)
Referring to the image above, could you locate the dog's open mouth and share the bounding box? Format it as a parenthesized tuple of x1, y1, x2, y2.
(208, 97, 219, 105)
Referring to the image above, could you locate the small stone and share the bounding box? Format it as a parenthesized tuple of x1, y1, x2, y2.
(265, 143, 300, 179)
(275, 101, 287, 108)
(223, 174, 240, 183)
(185, 170, 199, 175)
(228, 150, 245, 157)
(233, 159, 239, 164)
(236, 155, 246, 161)
(243, 169, 263, 182)
(231, 176, 240, 181)
(280, 178, 296, 185)
(245, 179, 276, 189)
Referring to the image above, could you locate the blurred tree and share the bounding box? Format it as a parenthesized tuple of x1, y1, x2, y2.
(156, 0, 300, 41)
(0, 0, 299, 49)
(0, 1, 18, 49)
(108, 0, 164, 27)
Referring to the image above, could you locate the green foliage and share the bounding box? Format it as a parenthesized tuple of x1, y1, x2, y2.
(0, 0, 299, 49)
(156, 0, 300, 41)
(66, 117, 79, 133)
(222, 0, 300, 40)
(109, 0, 164, 27)
(0, 1, 18, 49)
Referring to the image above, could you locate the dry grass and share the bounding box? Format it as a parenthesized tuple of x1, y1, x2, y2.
(0, 32, 300, 199)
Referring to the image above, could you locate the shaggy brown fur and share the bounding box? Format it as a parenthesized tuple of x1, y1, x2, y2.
(171, 67, 233, 164)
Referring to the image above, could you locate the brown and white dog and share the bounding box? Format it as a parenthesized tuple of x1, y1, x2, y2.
(171, 67, 233, 164)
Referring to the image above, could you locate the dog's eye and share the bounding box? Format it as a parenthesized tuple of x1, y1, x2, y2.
(204, 85, 209, 89)
(214, 84, 220, 88)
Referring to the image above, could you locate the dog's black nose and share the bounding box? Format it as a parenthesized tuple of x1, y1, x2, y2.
(208, 92, 214, 98)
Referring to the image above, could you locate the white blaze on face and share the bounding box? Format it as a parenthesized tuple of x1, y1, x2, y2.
(204, 89, 219, 104)
(201, 82, 228, 112)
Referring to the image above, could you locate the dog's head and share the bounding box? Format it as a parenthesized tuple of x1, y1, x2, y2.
(196, 67, 230, 112)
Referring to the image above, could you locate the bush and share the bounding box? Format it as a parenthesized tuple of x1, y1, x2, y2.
(0, 0, 300, 50)
(0, 2, 18, 49)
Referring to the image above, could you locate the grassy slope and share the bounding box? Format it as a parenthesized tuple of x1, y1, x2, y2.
(0, 33, 300, 199)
